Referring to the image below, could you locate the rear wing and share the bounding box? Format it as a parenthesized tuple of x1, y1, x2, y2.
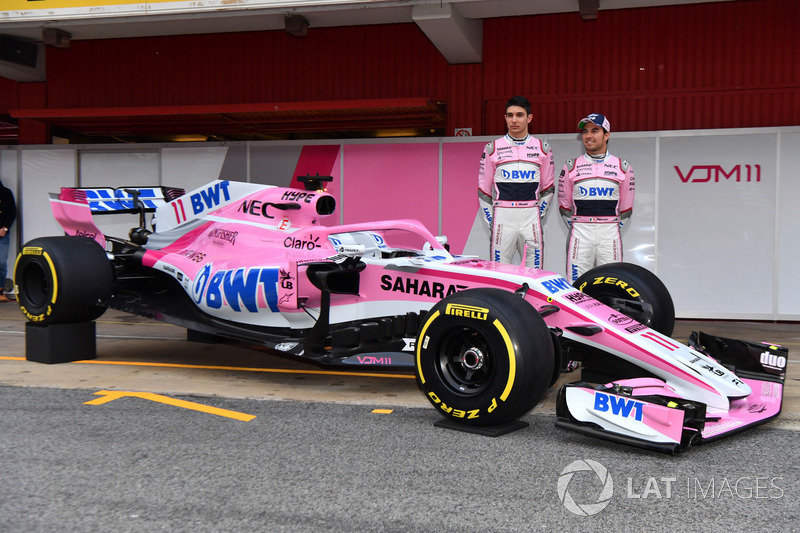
(60, 186, 186, 214)
(50, 186, 185, 248)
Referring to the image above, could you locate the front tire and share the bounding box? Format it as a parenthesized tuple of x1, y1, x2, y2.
(574, 262, 675, 336)
(14, 236, 113, 325)
(416, 288, 555, 426)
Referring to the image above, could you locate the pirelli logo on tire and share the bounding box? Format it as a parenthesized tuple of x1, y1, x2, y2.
(22, 247, 44, 256)
(445, 303, 489, 321)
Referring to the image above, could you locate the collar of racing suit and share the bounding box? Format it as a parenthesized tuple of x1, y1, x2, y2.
(506, 133, 530, 145)
(585, 150, 609, 162)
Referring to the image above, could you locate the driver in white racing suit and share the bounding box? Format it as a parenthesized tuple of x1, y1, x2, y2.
(558, 113, 635, 282)
(478, 96, 555, 268)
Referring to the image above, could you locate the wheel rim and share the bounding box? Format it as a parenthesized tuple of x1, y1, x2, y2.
(20, 263, 51, 309)
(435, 326, 495, 397)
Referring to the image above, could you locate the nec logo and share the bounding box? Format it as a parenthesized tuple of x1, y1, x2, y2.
(675, 164, 762, 183)
(501, 169, 537, 180)
(579, 186, 614, 197)
(594, 392, 644, 421)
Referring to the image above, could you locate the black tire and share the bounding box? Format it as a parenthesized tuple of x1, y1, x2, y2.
(415, 288, 555, 426)
(573, 262, 675, 336)
(14, 236, 113, 325)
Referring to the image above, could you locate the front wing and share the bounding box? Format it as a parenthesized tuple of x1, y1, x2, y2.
(555, 332, 787, 454)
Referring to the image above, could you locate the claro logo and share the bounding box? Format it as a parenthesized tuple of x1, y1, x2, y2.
(675, 164, 761, 183)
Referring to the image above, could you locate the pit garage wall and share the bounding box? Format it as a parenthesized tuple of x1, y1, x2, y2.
(6, 126, 799, 320)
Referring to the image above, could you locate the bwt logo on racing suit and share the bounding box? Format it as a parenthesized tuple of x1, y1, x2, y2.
(193, 263, 279, 312)
(578, 186, 615, 197)
(675, 164, 762, 183)
(594, 391, 644, 421)
(501, 169, 538, 180)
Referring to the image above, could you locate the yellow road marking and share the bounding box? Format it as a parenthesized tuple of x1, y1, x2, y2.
(372, 408, 394, 414)
(0, 355, 415, 379)
(84, 390, 256, 421)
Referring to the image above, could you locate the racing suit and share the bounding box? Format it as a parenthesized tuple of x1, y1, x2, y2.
(478, 134, 555, 268)
(558, 152, 635, 282)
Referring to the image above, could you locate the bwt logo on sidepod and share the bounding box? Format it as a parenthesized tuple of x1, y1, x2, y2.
(501, 169, 537, 180)
(192, 263, 279, 312)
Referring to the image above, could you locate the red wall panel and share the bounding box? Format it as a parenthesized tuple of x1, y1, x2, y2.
(0, 77, 19, 114)
(16, 0, 800, 140)
(45, 24, 450, 109)
(482, 0, 798, 134)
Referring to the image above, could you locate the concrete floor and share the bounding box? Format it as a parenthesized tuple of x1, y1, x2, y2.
(0, 299, 798, 429)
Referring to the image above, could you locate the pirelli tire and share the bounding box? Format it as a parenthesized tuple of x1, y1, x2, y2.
(14, 236, 113, 325)
(574, 262, 675, 336)
(415, 288, 555, 426)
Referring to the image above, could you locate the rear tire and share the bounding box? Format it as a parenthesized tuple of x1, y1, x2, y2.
(15, 236, 112, 325)
(416, 288, 554, 426)
(574, 262, 675, 336)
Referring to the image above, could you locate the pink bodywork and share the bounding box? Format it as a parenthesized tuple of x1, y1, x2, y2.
(49, 180, 779, 436)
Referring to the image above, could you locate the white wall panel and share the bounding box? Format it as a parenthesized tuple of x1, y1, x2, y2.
(776, 131, 800, 319)
(161, 146, 229, 192)
(657, 131, 777, 319)
(79, 149, 160, 240)
(11, 126, 800, 320)
(20, 148, 76, 243)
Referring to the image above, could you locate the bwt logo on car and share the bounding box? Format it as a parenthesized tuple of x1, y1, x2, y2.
(172, 181, 232, 224)
(542, 277, 572, 294)
(594, 392, 644, 421)
(579, 186, 614, 197)
(85, 188, 162, 212)
(190, 181, 231, 214)
(675, 164, 762, 183)
(501, 169, 537, 179)
(192, 263, 280, 312)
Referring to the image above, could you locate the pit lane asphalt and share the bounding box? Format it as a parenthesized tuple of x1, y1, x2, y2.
(1, 302, 799, 532)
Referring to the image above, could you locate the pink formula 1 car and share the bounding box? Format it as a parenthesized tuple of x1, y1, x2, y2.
(14, 177, 787, 453)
